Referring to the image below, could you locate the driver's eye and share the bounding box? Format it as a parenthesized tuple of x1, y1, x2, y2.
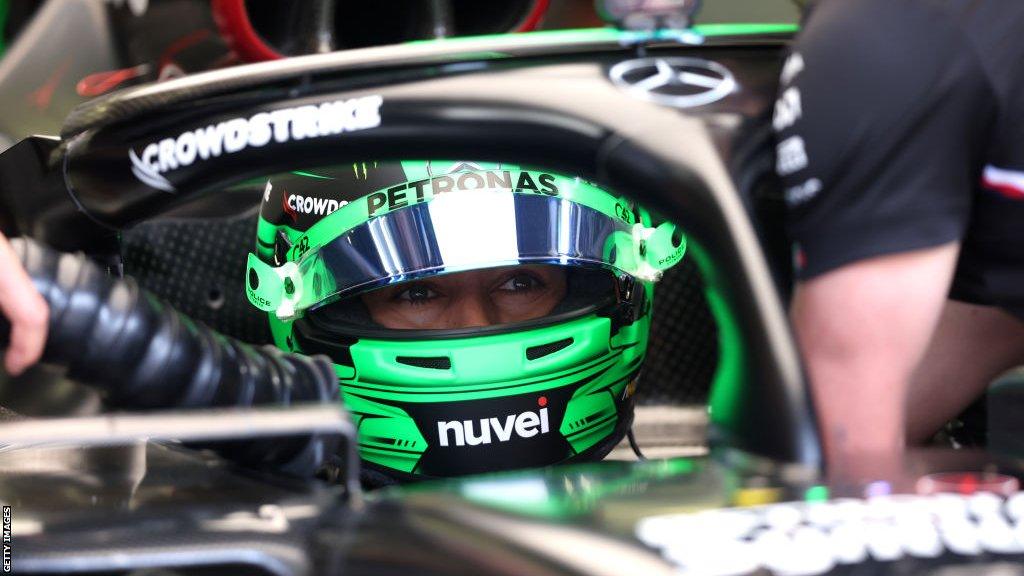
(496, 273, 542, 294)
(395, 283, 437, 305)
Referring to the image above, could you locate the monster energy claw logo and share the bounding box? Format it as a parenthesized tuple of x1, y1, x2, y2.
(129, 95, 384, 192)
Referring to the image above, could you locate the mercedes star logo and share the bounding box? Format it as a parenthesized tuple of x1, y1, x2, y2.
(609, 57, 736, 108)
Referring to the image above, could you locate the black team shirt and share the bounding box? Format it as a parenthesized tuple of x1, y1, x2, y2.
(774, 0, 1024, 317)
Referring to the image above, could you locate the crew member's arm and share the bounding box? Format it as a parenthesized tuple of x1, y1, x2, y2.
(0, 231, 48, 375)
(791, 244, 957, 464)
(774, 0, 993, 465)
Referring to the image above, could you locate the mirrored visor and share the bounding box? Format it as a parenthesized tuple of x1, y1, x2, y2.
(247, 189, 685, 319)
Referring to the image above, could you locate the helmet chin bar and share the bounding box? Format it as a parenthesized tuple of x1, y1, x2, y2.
(283, 259, 648, 481)
(355, 405, 636, 487)
(4, 40, 819, 468)
(288, 299, 649, 478)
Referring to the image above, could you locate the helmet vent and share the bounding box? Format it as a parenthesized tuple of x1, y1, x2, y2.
(526, 338, 574, 360)
(396, 356, 452, 370)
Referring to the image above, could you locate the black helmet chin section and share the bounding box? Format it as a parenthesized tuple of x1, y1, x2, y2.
(43, 46, 819, 469)
(358, 402, 635, 489)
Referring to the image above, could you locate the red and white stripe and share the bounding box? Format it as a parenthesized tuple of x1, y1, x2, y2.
(982, 164, 1024, 199)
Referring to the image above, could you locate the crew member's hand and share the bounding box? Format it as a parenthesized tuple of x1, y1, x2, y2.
(0, 232, 48, 375)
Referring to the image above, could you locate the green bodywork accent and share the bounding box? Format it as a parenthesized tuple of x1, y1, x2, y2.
(406, 24, 798, 49)
(446, 458, 698, 519)
(689, 241, 744, 427)
(691, 23, 799, 36)
(0, 0, 8, 57)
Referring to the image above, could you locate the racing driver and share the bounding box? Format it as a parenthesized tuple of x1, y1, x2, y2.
(243, 160, 686, 484)
(775, 0, 1024, 472)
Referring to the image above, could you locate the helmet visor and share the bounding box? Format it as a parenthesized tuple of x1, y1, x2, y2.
(247, 181, 685, 319)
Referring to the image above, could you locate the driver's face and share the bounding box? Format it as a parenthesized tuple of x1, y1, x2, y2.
(361, 265, 568, 330)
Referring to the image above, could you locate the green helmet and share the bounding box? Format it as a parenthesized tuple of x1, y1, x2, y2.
(245, 161, 685, 484)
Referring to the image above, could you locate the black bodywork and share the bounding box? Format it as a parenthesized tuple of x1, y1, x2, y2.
(8, 441, 1024, 575)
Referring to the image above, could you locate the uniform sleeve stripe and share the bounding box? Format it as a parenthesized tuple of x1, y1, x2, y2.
(982, 165, 1024, 199)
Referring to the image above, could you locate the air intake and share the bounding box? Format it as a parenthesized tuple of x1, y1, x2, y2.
(396, 356, 452, 370)
(526, 338, 573, 360)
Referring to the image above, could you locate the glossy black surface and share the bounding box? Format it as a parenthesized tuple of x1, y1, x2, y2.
(5, 443, 342, 575)
(9, 440, 1024, 575)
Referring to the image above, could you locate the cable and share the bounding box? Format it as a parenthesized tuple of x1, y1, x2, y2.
(627, 427, 646, 460)
(3, 238, 343, 477)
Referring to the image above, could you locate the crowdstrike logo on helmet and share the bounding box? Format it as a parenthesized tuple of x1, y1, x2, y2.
(129, 95, 384, 192)
(286, 193, 347, 220)
(437, 397, 551, 447)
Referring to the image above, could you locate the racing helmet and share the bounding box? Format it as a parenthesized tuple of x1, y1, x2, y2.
(245, 161, 686, 483)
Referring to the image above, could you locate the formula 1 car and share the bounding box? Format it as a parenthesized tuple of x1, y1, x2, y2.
(1, 2, 1023, 575)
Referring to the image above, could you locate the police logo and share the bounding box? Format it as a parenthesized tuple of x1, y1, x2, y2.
(609, 57, 736, 108)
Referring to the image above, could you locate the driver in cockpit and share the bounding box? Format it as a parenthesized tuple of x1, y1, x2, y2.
(244, 161, 686, 485)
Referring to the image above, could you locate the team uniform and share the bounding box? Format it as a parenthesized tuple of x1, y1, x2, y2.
(775, 0, 1024, 318)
